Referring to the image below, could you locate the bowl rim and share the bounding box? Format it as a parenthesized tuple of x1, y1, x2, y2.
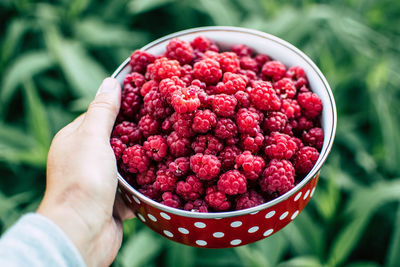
(113, 26, 337, 219)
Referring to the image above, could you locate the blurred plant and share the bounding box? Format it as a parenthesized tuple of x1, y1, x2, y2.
(1, 0, 399, 266)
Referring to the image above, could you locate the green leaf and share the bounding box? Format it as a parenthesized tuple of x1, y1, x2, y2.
(166, 242, 195, 267)
(277, 256, 323, 267)
(234, 245, 270, 267)
(254, 231, 288, 266)
(74, 18, 150, 48)
(1, 51, 54, 106)
(129, 0, 175, 14)
(23, 78, 51, 149)
(328, 180, 400, 266)
(118, 227, 163, 267)
(385, 204, 400, 267)
(44, 28, 108, 98)
(196, 0, 240, 26)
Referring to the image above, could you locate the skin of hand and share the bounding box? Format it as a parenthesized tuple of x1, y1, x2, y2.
(37, 78, 134, 267)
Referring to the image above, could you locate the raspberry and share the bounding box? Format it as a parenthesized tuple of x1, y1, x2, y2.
(190, 153, 221, 180)
(214, 118, 238, 140)
(113, 121, 141, 145)
(265, 132, 298, 160)
(236, 108, 262, 135)
(159, 76, 185, 101)
(234, 90, 251, 108)
(140, 80, 158, 97)
(184, 199, 208, 213)
(261, 60, 286, 81)
(165, 38, 194, 65)
(193, 58, 222, 85)
(191, 79, 206, 90)
(216, 72, 247, 95)
(143, 135, 168, 161)
(110, 138, 126, 160)
(231, 44, 252, 57)
(255, 54, 270, 70)
(218, 145, 241, 170)
(293, 146, 320, 175)
(139, 184, 160, 200)
(171, 86, 201, 113)
(153, 169, 177, 192)
(169, 157, 190, 177)
(192, 109, 217, 133)
(190, 36, 218, 53)
(249, 81, 281, 111)
(161, 116, 174, 134)
(166, 131, 191, 157)
(240, 132, 264, 154)
(136, 166, 156, 185)
(124, 72, 146, 89)
(176, 175, 204, 201)
(180, 64, 193, 85)
(286, 66, 307, 88)
(240, 56, 258, 72)
(235, 191, 264, 210)
(297, 92, 323, 118)
(225, 136, 239, 146)
(197, 88, 213, 109)
(205, 85, 218, 95)
(146, 57, 181, 81)
(122, 145, 150, 173)
(120, 84, 141, 118)
(191, 134, 223, 155)
(217, 170, 247, 195)
(291, 116, 315, 133)
(129, 50, 155, 74)
(212, 94, 237, 117)
(172, 112, 195, 138)
(235, 151, 265, 180)
(205, 186, 231, 211)
(218, 52, 240, 73)
(143, 89, 172, 119)
(138, 114, 160, 138)
(274, 78, 296, 98)
(302, 127, 324, 150)
(260, 159, 295, 194)
(262, 111, 288, 133)
(281, 98, 301, 118)
(161, 192, 181, 208)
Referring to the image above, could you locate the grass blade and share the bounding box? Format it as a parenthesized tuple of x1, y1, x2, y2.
(385, 204, 400, 267)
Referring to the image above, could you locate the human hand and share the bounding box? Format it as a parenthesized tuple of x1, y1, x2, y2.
(37, 78, 134, 266)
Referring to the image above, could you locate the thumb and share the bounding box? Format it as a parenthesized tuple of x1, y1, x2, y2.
(80, 78, 121, 139)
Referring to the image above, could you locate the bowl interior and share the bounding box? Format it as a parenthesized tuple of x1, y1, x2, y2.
(114, 26, 337, 218)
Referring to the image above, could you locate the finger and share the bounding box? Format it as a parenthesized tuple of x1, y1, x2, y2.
(113, 192, 135, 221)
(80, 78, 121, 139)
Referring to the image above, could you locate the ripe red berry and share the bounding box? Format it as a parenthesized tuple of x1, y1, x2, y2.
(235, 190, 264, 210)
(218, 52, 240, 73)
(264, 132, 298, 160)
(216, 72, 247, 95)
(236, 108, 262, 135)
(165, 38, 194, 65)
(184, 199, 209, 212)
(231, 44, 252, 57)
(260, 159, 295, 194)
(217, 170, 247, 195)
(205, 186, 231, 211)
(274, 78, 296, 98)
(235, 151, 265, 180)
(110, 138, 126, 160)
(302, 127, 324, 150)
(169, 157, 190, 177)
(161, 192, 181, 208)
(167, 131, 191, 157)
(129, 50, 155, 74)
(138, 114, 160, 138)
(171, 85, 201, 113)
(122, 144, 150, 173)
(176, 175, 204, 201)
(297, 92, 323, 118)
(212, 94, 237, 117)
(193, 58, 222, 85)
(293, 146, 320, 175)
(214, 118, 238, 140)
(112, 121, 141, 145)
(136, 166, 156, 185)
(146, 57, 181, 81)
(240, 132, 264, 154)
(153, 169, 178, 192)
(263, 111, 288, 133)
(191, 134, 223, 155)
(218, 145, 241, 170)
(262, 60, 286, 81)
(143, 135, 168, 161)
(190, 153, 221, 180)
(249, 81, 281, 111)
(192, 109, 217, 133)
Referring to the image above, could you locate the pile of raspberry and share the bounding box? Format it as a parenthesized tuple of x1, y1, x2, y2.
(111, 36, 323, 212)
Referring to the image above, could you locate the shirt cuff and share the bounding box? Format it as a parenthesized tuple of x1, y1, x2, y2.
(0, 212, 86, 267)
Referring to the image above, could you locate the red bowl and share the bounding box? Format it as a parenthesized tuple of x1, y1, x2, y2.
(113, 26, 337, 248)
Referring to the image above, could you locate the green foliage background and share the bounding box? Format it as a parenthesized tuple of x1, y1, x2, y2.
(1, 0, 400, 266)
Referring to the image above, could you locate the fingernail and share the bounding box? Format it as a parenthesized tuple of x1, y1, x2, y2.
(97, 78, 118, 95)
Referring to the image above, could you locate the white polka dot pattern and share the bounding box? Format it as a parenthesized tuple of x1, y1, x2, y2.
(138, 213, 146, 222)
(213, 232, 224, 238)
(303, 189, 310, 200)
(310, 187, 316, 197)
(132, 195, 140, 204)
(291, 210, 299, 220)
(178, 227, 189, 234)
(279, 211, 289, 220)
(196, 240, 207, 246)
(160, 212, 171, 220)
(163, 230, 173, 237)
(147, 214, 157, 222)
(263, 229, 274, 236)
(126, 196, 132, 203)
(294, 192, 302, 201)
(248, 226, 259, 233)
(194, 222, 206, 228)
(265, 210, 275, 218)
(230, 221, 242, 228)
(230, 239, 242, 246)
